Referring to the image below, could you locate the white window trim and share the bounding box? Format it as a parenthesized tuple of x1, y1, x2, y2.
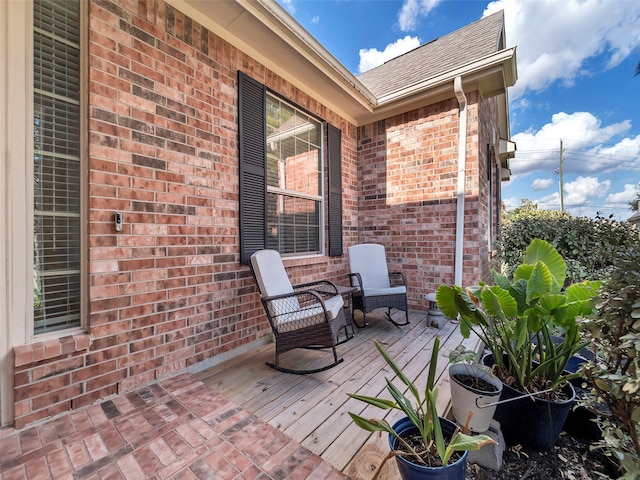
(0, 0, 88, 426)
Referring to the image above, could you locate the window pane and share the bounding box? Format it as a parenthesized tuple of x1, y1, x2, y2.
(265, 94, 323, 256)
(266, 193, 321, 255)
(33, 0, 82, 334)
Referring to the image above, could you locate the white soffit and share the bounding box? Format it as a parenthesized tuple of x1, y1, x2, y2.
(167, 0, 375, 124)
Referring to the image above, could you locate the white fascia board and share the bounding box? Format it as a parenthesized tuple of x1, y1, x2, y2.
(168, 0, 376, 117)
(249, 0, 377, 107)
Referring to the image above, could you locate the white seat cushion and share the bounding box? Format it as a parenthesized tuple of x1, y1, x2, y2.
(275, 295, 344, 332)
(364, 286, 406, 297)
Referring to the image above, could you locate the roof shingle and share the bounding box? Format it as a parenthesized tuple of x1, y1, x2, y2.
(357, 10, 505, 98)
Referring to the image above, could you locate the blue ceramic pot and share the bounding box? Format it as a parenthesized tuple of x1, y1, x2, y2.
(389, 417, 467, 480)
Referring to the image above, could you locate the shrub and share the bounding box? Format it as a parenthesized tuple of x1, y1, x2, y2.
(579, 250, 640, 479)
(498, 205, 640, 284)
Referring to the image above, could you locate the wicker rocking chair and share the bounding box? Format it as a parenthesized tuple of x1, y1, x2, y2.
(347, 243, 409, 327)
(250, 250, 351, 374)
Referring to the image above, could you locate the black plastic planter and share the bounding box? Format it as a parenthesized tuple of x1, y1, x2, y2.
(483, 354, 576, 451)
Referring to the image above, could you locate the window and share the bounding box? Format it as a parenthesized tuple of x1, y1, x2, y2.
(265, 96, 323, 255)
(32, 0, 83, 334)
(238, 72, 342, 263)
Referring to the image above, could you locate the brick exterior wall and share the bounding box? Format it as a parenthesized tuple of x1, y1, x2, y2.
(356, 92, 500, 311)
(11, 0, 503, 428)
(12, 0, 358, 429)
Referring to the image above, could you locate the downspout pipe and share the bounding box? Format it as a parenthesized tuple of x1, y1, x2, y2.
(453, 76, 467, 286)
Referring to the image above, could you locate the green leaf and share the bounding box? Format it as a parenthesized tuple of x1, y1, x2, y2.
(347, 393, 397, 410)
(491, 270, 511, 290)
(481, 286, 518, 319)
(374, 340, 420, 403)
(427, 337, 441, 392)
(448, 432, 496, 452)
(526, 262, 553, 303)
(523, 238, 566, 291)
(348, 413, 392, 433)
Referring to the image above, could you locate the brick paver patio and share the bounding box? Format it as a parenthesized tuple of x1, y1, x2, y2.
(0, 373, 348, 480)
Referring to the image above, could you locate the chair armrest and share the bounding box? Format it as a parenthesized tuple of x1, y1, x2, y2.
(261, 289, 332, 321)
(347, 272, 363, 292)
(293, 279, 339, 297)
(388, 271, 407, 287)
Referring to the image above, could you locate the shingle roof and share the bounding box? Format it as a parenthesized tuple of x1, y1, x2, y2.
(628, 211, 640, 224)
(357, 10, 505, 98)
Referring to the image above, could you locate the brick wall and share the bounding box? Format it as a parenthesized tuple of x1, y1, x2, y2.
(356, 92, 496, 309)
(12, 0, 502, 429)
(12, 0, 357, 429)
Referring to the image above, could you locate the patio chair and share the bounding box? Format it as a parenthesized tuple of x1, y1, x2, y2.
(347, 243, 409, 327)
(250, 249, 351, 374)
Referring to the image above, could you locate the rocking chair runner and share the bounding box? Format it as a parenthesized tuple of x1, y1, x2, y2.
(347, 243, 409, 327)
(250, 250, 352, 374)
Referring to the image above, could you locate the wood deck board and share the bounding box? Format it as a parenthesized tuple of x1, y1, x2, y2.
(196, 309, 482, 479)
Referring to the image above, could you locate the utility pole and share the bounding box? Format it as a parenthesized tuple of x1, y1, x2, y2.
(559, 139, 564, 212)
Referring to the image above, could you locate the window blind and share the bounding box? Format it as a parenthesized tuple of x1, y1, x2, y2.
(33, 0, 82, 334)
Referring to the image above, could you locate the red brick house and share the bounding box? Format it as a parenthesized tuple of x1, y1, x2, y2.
(0, 0, 517, 428)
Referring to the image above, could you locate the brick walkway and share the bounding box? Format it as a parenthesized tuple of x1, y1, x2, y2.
(0, 373, 348, 480)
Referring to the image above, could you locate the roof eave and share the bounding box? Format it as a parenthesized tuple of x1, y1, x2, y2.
(369, 46, 517, 136)
(377, 47, 516, 106)
(168, 0, 376, 124)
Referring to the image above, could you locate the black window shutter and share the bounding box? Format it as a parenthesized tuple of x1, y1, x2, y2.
(327, 123, 343, 256)
(238, 71, 266, 264)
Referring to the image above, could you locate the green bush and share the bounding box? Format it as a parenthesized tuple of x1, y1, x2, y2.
(579, 251, 640, 479)
(498, 204, 640, 284)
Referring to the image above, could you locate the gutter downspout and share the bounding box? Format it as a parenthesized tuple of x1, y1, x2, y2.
(453, 76, 467, 286)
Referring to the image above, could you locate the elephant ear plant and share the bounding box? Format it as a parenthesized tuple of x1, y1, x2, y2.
(436, 238, 600, 395)
(347, 337, 495, 475)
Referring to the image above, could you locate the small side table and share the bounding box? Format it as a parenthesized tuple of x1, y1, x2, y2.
(335, 285, 357, 335)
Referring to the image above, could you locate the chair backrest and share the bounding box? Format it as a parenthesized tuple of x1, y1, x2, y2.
(251, 250, 300, 323)
(250, 250, 294, 297)
(348, 244, 391, 290)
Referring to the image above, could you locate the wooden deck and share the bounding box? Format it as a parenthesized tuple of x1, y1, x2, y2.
(194, 309, 483, 480)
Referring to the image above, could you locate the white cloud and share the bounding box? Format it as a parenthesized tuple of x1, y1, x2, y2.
(483, 0, 640, 99)
(358, 35, 422, 73)
(564, 176, 611, 206)
(398, 0, 441, 32)
(531, 178, 553, 191)
(510, 111, 635, 177)
(606, 183, 640, 204)
(529, 176, 610, 213)
(502, 195, 521, 210)
(311, 15, 319, 24)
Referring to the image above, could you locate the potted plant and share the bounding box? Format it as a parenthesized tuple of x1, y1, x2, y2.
(348, 337, 496, 480)
(436, 238, 600, 451)
(447, 345, 503, 433)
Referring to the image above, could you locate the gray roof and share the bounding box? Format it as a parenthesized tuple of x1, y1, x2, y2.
(628, 211, 640, 224)
(357, 10, 505, 98)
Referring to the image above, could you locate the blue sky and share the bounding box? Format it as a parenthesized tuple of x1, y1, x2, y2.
(277, 0, 640, 221)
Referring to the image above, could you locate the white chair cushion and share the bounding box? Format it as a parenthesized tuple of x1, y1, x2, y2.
(364, 286, 406, 297)
(250, 250, 298, 316)
(275, 295, 344, 332)
(348, 244, 391, 290)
